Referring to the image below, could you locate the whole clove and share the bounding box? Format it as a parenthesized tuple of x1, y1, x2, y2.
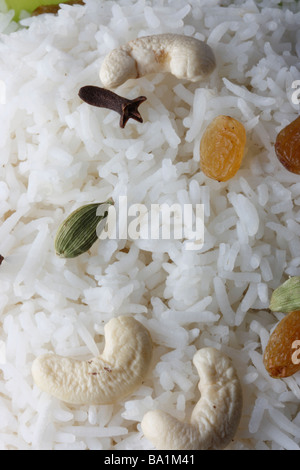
(78, 86, 147, 128)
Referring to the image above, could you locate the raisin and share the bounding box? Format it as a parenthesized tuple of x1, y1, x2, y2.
(274, 116, 300, 174)
(263, 310, 300, 379)
(200, 115, 246, 182)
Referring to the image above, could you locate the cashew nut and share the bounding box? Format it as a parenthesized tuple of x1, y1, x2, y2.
(32, 316, 153, 405)
(99, 34, 216, 89)
(141, 347, 242, 450)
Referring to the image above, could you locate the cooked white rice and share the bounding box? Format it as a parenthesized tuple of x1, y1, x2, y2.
(0, 0, 300, 451)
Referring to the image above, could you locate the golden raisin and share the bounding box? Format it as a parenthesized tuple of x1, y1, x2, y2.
(200, 115, 246, 182)
(263, 310, 300, 379)
(274, 116, 300, 174)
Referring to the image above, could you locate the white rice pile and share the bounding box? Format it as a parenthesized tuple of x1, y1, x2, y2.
(0, 0, 300, 451)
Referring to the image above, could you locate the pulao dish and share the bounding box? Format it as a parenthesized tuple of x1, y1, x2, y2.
(0, 0, 300, 451)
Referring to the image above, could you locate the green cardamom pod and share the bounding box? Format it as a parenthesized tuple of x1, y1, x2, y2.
(269, 276, 300, 313)
(54, 201, 113, 258)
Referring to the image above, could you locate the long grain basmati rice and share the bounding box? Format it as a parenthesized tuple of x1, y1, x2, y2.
(0, 0, 300, 451)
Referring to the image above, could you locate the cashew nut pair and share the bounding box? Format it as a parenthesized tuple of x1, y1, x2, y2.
(99, 34, 216, 89)
(141, 347, 242, 450)
(32, 319, 242, 450)
(32, 316, 152, 405)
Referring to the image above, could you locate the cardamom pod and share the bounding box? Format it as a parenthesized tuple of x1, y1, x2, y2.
(55, 201, 112, 258)
(269, 276, 300, 313)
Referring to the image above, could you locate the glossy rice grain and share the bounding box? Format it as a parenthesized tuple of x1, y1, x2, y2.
(200, 115, 246, 182)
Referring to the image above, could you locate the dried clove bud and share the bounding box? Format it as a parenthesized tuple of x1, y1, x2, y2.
(54, 201, 113, 258)
(0, 255, 4, 265)
(78, 86, 147, 128)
